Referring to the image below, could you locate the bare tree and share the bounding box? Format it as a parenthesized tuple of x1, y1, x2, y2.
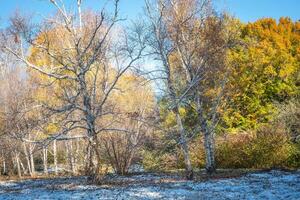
(0, 58, 42, 177)
(1, 0, 147, 178)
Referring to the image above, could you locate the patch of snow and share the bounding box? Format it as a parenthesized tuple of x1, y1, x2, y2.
(129, 188, 162, 198)
(128, 164, 145, 173)
(0, 170, 299, 200)
(0, 181, 17, 187)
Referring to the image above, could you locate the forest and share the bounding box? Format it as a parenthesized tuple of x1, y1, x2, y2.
(0, 0, 299, 199)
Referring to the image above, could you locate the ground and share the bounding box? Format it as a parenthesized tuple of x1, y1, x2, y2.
(0, 170, 299, 200)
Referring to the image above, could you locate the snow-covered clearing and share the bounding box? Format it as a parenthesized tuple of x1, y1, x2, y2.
(0, 170, 299, 200)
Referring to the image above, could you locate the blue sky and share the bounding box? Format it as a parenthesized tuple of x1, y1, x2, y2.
(218, 0, 300, 22)
(0, 0, 299, 25)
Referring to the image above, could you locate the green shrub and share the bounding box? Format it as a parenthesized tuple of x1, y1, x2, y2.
(286, 143, 300, 168)
(216, 133, 252, 168)
(216, 125, 300, 169)
(142, 124, 300, 171)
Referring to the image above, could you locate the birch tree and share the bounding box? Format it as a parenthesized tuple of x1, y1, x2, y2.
(145, 0, 194, 179)
(1, 0, 146, 177)
(0, 65, 42, 176)
(145, 0, 235, 175)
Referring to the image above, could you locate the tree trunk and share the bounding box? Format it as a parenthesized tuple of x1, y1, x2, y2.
(91, 135, 102, 174)
(65, 141, 76, 174)
(29, 145, 35, 177)
(166, 71, 193, 179)
(65, 141, 71, 172)
(84, 141, 93, 175)
(86, 134, 102, 182)
(3, 160, 6, 175)
(53, 139, 58, 175)
(75, 138, 80, 173)
(42, 147, 48, 175)
(2, 150, 6, 175)
(15, 153, 21, 178)
(23, 142, 32, 176)
(175, 111, 193, 180)
(70, 141, 76, 174)
(20, 160, 26, 175)
(196, 95, 216, 174)
(86, 139, 97, 181)
(204, 131, 216, 174)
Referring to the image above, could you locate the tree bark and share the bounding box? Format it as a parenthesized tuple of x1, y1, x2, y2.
(69, 141, 76, 174)
(88, 142, 94, 174)
(20, 160, 26, 175)
(197, 96, 217, 174)
(23, 142, 31, 176)
(42, 147, 48, 175)
(75, 138, 80, 173)
(3, 160, 6, 175)
(15, 152, 22, 178)
(29, 144, 35, 177)
(175, 110, 193, 180)
(204, 131, 216, 174)
(65, 141, 76, 174)
(2, 150, 6, 175)
(84, 141, 93, 175)
(91, 134, 102, 174)
(53, 139, 58, 175)
(65, 141, 71, 172)
(85, 134, 102, 181)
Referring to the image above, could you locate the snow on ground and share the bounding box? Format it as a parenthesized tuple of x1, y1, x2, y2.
(0, 170, 299, 200)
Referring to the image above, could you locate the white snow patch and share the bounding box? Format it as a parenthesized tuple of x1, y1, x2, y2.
(0, 170, 299, 200)
(0, 181, 17, 187)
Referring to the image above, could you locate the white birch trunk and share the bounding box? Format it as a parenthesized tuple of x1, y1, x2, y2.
(23, 142, 32, 176)
(204, 131, 216, 173)
(175, 111, 193, 179)
(53, 140, 58, 175)
(20, 160, 26, 175)
(65, 141, 75, 174)
(29, 144, 35, 176)
(43, 147, 48, 175)
(69, 141, 76, 174)
(15, 153, 21, 178)
(2, 150, 6, 175)
(75, 138, 80, 173)
(3, 160, 6, 175)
